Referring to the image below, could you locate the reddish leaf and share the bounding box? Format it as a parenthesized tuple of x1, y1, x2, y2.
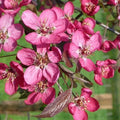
(34, 88, 72, 118)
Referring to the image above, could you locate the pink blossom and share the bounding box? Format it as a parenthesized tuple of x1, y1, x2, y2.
(107, 0, 118, 5)
(68, 30, 102, 71)
(82, 17, 96, 35)
(81, 0, 100, 16)
(17, 46, 61, 85)
(100, 40, 116, 52)
(0, 0, 31, 15)
(0, 61, 24, 95)
(0, 14, 24, 52)
(94, 59, 117, 85)
(21, 9, 67, 45)
(113, 35, 120, 50)
(68, 88, 99, 120)
(24, 78, 55, 105)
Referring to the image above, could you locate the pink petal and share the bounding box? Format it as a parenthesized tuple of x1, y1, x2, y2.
(96, 59, 116, 66)
(52, 7, 64, 19)
(94, 73, 103, 85)
(25, 92, 41, 105)
(20, 0, 32, 6)
(64, 1, 74, 16)
(48, 47, 62, 63)
(68, 102, 77, 115)
(24, 65, 42, 85)
(52, 19, 68, 34)
(42, 87, 55, 104)
(22, 10, 40, 30)
(86, 32, 102, 52)
(102, 66, 114, 79)
(3, 38, 17, 52)
(73, 107, 88, 120)
(81, 88, 92, 98)
(43, 63, 60, 84)
(25, 32, 41, 45)
(36, 43, 50, 55)
(79, 58, 96, 72)
(68, 43, 79, 58)
(8, 24, 24, 40)
(10, 61, 23, 75)
(41, 34, 61, 44)
(86, 97, 100, 112)
(0, 14, 14, 31)
(0, 7, 20, 15)
(5, 78, 18, 95)
(0, 63, 8, 80)
(72, 30, 86, 47)
(39, 9, 57, 27)
(17, 48, 36, 66)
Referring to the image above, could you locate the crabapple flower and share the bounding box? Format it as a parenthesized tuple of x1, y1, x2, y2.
(0, 61, 24, 95)
(24, 78, 55, 105)
(0, 0, 31, 15)
(81, 0, 100, 16)
(82, 17, 96, 35)
(0, 14, 24, 52)
(107, 0, 118, 5)
(68, 88, 99, 120)
(113, 35, 120, 50)
(21, 9, 67, 45)
(100, 40, 116, 53)
(17, 46, 61, 85)
(94, 59, 117, 85)
(68, 30, 102, 71)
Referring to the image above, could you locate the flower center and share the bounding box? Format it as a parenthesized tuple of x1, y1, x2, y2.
(36, 23, 55, 36)
(77, 46, 91, 58)
(86, 2, 96, 13)
(0, 31, 7, 44)
(74, 96, 89, 110)
(101, 66, 109, 76)
(6, 72, 16, 83)
(35, 81, 48, 93)
(34, 53, 49, 69)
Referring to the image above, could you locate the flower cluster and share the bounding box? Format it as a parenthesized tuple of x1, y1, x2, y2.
(0, 0, 120, 120)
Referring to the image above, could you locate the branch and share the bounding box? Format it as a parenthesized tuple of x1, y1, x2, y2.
(0, 54, 16, 58)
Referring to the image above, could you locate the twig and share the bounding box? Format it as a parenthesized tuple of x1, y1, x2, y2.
(0, 54, 16, 58)
(96, 21, 120, 35)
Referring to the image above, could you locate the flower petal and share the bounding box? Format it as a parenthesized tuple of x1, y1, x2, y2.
(39, 9, 57, 26)
(24, 92, 41, 105)
(25, 32, 41, 45)
(3, 38, 17, 52)
(24, 65, 42, 85)
(22, 10, 40, 30)
(64, 1, 74, 16)
(73, 107, 88, 120)
(43, 63, 60, 84)
(72, 30, 86, 47)
(0, 14, 13, 31)
(86, 97, 100, 112)
(79, 58, 96, 72)
(8, 24, 24, 40)
(17, 48, 36, 66)
(86, 32, 102, 52)
(42, 87, 55, 104)
(5, 78, 18, 95)
(48, 47, 62, 63)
